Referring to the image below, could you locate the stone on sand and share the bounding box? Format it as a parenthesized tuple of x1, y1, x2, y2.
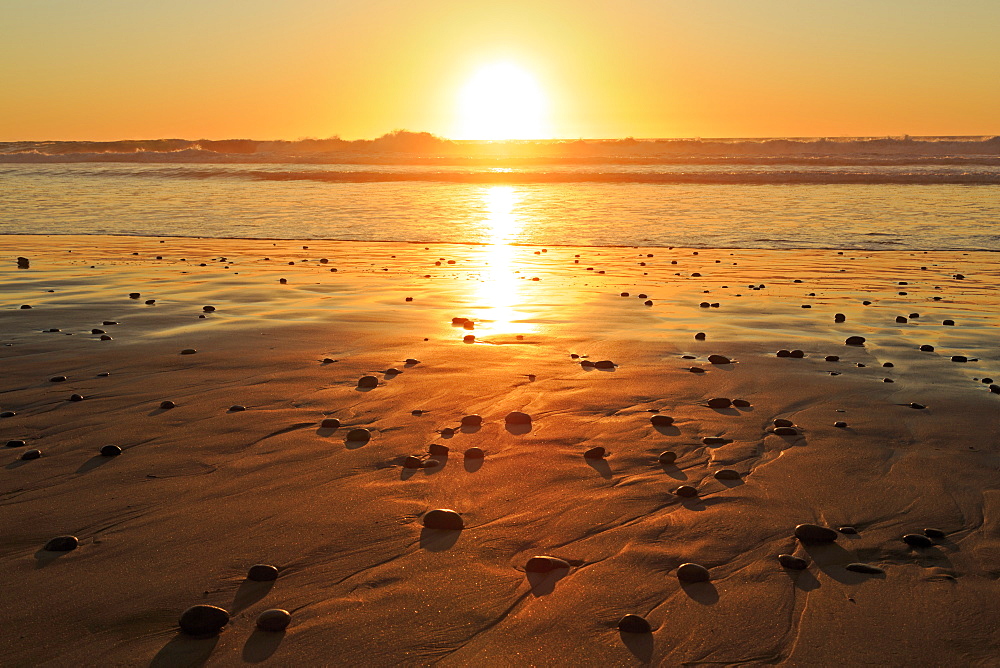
(100, 445, 122, 457)
(924, 528, 946, 539)
(256, 609, 291, 632)
(657, 451, 677, 465)
(320, 418, 340, 429)
(845, 336, 866, 346)
(423, 509, 464, 530)
(429, 443, 449, 456)
(6, 440, 26, 447)
(778, 554, 809, 570)
(714, 468, 740, 480)
(229, 405, 247, 412)
(357, 375, 379, 389)
(525, 556, 570, 573)
(461, 415, 483, 427)
(650, 415, 674, 427)
(617, 614, 651, 634)
(21, 449, 42, 460)
(677, 563, 711, 582)
(179, 605, 230, 636)
(903, 533, 935, 548)
(707, 397, 731, 408)
(464, 447, 485, 459)
(505, 411, 531, 425)
(180, 349, 197, 355)
(732, 399, 751, 408)
(675, 485, 698, 498)
(594, 360, 616, 369)
(708, 354, 731, 364)
(44, 535, 79, 551)
(795, 524, 838, 543)
(346, 428, 371, 444)
(584, 446, 606, 459)
(403, 456, 423, 469)
(69, 394, 84, 401)
(247, 564, 279, 581)
(774, 426, 799, 435)
(773, 418, 794, 428)
(159, 400, 175, 409)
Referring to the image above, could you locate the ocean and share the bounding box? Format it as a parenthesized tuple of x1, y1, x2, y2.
(2, 139, 999, 250)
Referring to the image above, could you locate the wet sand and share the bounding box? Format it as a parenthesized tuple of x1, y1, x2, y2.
(2, 235, 998, 666)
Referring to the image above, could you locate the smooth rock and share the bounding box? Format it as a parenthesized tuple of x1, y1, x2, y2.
(180, 349, 197, 355)
(708, 354, 731, 364)
(440, 427, 455, 437)
(778, 554, 809, 570)
(732, 399, 751, 408)
(617, 614, 651, 634)
(920, 344, 935, 352)
(423, 509, 464, 530)
(714, 468, 740, 480)
(44, 535, 78, 551)
(649, 415, 674, 427)
(942, 319, 954, 326)
(403, 456, 423, 469)
(833, 421, 848, 428)
(100, 445, 122, 457)
(794, 524, 838, 543)
(179, 605, 230, 636)
(346, 428, 371, 443)
(584, 446, 606, 459)
(903, 533, 934, 548)
(525, 556, 571, 573)
(159, 400, 175, 409)
(247, 564, 279, 581)
(845, 336, 866, 346)
(461, 415, 483, 427)
(776, 349, 791, 358)
(838, 526, 858, 534)
(464, 447, 485, 459)
(357, 375, 379, 389)
(256, 609, 291, 632)
(422, 458, 440, 468)
(825, 355, 840, 362)
(50, 375, 67, 382)
(676, 563, 711, 582)
(320, 418, 340, 429)
(229, 405, 247, 412)
(657, 451, 677, 465)
(6, 439, 26, 447)
(774, 426, 798, 436)
(202, 305, 216, 312)
(0, 411, 16, 418)
(675, 485, 698, 498)
(429, 443, 449, 456)
(773, 418, 794, 427)
(702, 437, 731, 445)
(505, 411, 531, 425)
(21, 449, 42, 460)
(594, 360, 616, 369)
(924, 528, 946, 539)
(909, 403, 926, 409)
(694, 332, 706, 340)
(789, 349, 804, 358)
(706, 397, 731, 408)
(69, 394, 84, 402)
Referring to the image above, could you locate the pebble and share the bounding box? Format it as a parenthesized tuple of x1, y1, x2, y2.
(838, 526, 858, 534)
(6, 439, 26, 447)
(834, 421, 848, 428)
(594, 360, 616, 369)
(129, 293, 140, 299)
(903, 533, 934, 548)
(464, 447, 485, 459)
(405, 358, 420, 365)
(658, 451, 677, 465)
(617, 614, 651, 634)
(69, 394, 84, 402)
(676, 563, 711, 582)
(256, 609, 291, 632)
(423, 508, 464, 530)
(100, 445, 122, 457)
(203, 305, 215, 312)
(714, 468, 740, 480)
(525, 556, 571, 573)
(732, 399, 751, 408)
(846, 563, 884, 574)
(422, 459, 440, 468)
(789, 349, 804, 358)
(247, 564, 279, 581)
(100, 335, 112, 341)
(91, 329, 105, 334)
(159, 400, 175, 410)
(774, 427, 798, 435)
(20, 304, 32, 309)
(440, 427, 455, 437)
(346, 428, 371, 443)
(825, 355, 840, 362)
(773, 418, 794, 428)
(461, 415, 483, 427)
(385, 368, 401, 375)
(229, 405, 247, 412)
(463, 335, 475, 343)
(675, 485, 698, 498)
(776, 350, 791, 357)
(689, 367, 705, 373)
(580, 360, 595, 368)
(179, 605, 230, 636)
(951, 356, 967, 363)
(21, 449, 42, 460)
(835, 313, 846, 322)
(50, 376, 67, 382)
(505, 411, 532, 425)
(924, 528, 946, 539)
(584, 446, 606, 459)
(706, 397, 731, 408)
(180, 349, 197, 355)
(357, 375, 379, 389)
(650, 415, 674, 427)
(429, 443, 449, 456)
(794, 524, 838, 543)
(845, 336, 866, 346)
(707, 354, 731, 364)
(702, 437, 731, 445)
(44, 535, 78, 551)
(403, 456, 423, 469)
(1, 411, 16, 418)
(896, 316, 908, 323)
(144, 300, 155, 305)
(909, 403, 926, 409)
(778, 554, 809, 570)
(942, 319, 955, 326)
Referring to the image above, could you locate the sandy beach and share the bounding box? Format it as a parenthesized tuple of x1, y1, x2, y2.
(2, 234, 998, 666)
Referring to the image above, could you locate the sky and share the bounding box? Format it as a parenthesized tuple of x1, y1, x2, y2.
(1, 0, 998, 140)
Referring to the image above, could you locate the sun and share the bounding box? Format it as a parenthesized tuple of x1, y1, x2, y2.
(455, 63, 548, 140)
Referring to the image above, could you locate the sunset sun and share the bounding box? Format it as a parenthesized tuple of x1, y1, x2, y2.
(456, 62, 548, 140)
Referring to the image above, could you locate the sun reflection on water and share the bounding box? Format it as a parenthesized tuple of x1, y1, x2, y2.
(475, 186, 535, 335)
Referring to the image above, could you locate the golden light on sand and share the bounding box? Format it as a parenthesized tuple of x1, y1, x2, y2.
(475, 185, 535, 334)
(456, 63, 548, 140)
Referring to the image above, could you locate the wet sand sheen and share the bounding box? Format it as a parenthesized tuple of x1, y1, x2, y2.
(1, 235, 998, 666)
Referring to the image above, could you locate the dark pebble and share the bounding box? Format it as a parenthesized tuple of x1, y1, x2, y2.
(834, 421, 847, 428)
(773, 418, 794, 427)
(1, 411, 16, 418)
(429, 443, 449, 456)
(100, 335, 112, 341)
(525, 556, 571, 573)
(346, 428, 371, 443)
(903, 533, 934, 548)
(580, 360, 595, 368)
(825, 355, 840, 362)
(702, 437, 731, 445)
(159, 400, 175, 409)
(714, 468, 739, 480)
(357, 375, 379, 389)
(695, 332, 706, 340)
(461, 415, 483, 427)
(845, 336, 866, 346)
(778, 554, 809, 570)
(846, 563, 884, 574)
(203, 305, 215, 312)
(463, 334, 475, 343)
(440, 427, 455, 437)
(179, 605, 230, 636)
(464, 447, 485, 459)
(774, 426, 798, 436)
(100, 445, 122, 457)
(776, 349, 791, 358)
(423, 508, 464, 530)
(256, 609, 291, 632)
(677, 563, 711, 582)
(180, 349, 197, 355)
(6, 439, 26, 447)
(69, 394, 84, 402)
(650, 415, 674, 426)
(129, 293, 140, 299)
(658, 451, 677, 465)
(21, 449, 42, 460)
(403, 455, 423, 469)
(706, 397, 731, 408)
(617, 614, 651, 634)
(707, 354, 731, 364)
(909, 403, 926, 409)
(247, 564, 279, 581)
(883, 362, 894, 367)
(942, 319, 954, 326)
(834, 313, 846, 322)
(594, 360, 616, 369)
(675, 485, 698, 498)
(924, 528, 946, 539)
(584, 446, 606, 459)
(405, 358, 420, 364)
(505, 411, 531, 425)
(422, 458, 440, 468)
(794, 524, 838, 543)
(896, 316, 908, 323)
(838, 526, 858, 534)
(732, 399, 751, 408)
(951, 356, 967, 363)
(91, 329, 105, 334)
(20, 304, 32, 309)
(144, 300, 155, 305)
(789, 349, 804, 358)
(44, 535, 79, 551)
(689, 367, 705, 373)
(50, 376, 67, 382)
(229, 405, 247, 412)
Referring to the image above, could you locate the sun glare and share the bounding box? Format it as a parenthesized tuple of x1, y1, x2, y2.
(456, 63, 548, 140)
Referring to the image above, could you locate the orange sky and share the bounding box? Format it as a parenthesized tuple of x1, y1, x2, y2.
(1, 0, 998, 140)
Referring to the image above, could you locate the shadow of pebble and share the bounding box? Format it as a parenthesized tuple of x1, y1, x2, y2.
(505, 423, 532, 435)
(463, 458, 484, 473)
(585, 457, 612, 479)
(526, 569, 568, 597)
(150, 633, 219, 668)
(232, 580, 275, 614)
(5, 459, 33, 470)
(419, 527, 461, 552)
(680, 580, 719, 604)
(709, 407, 740, 416)
(242, 629, 284, 663)
(460, 424, 482, 434)
(76, 455, 113, 474)
(652, 425, 680, 436)
(659, 463, 688, 480)
(802, 543, 871, 584)
(790, 569, 821, 591)
(315, 427, 336, 437)
(619, 629, 654, 663)
(34, 548, 69, 568)
(716, 477, 744, 489)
